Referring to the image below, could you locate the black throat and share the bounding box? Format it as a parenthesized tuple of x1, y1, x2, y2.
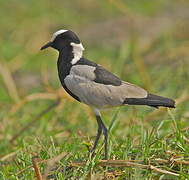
(57, 46, 81, 102)
(57, 46, 73, 82)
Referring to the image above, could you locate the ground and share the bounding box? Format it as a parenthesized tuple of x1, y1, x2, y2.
(0, 0, 189, 179)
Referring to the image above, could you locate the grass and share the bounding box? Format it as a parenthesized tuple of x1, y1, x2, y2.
(1, 0, 189, 179)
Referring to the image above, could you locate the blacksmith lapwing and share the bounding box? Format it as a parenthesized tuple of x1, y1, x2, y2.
(41, 29, 175, 159)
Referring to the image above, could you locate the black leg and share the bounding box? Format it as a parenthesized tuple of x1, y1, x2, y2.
(92, 109, 109, 159)
(91, 115, 102, 154)
(100, 119, 108, 160)
(92, 114, 109, 159)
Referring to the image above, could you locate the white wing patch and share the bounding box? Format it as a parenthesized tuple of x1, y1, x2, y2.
(70, 42, 85, 64)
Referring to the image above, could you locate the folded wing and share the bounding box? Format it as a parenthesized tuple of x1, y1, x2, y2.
(64, 63, 175, 109)
(64, 64, 147, 108)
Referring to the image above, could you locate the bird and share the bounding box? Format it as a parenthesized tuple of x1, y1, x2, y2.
(40, 29, 175, 159)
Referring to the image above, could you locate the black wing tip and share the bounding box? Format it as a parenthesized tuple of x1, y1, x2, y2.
(153, 104, 176, 109)
(148, 93, 176, 108)
(124, 93, 176, 108)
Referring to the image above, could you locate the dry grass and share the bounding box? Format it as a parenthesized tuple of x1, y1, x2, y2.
(0, 0, 189, 179)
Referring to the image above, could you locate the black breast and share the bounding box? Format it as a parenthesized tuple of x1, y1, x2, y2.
(57, 53, 81, 102)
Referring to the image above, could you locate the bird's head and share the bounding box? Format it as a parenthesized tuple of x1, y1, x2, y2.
(40, 29, 84, 52)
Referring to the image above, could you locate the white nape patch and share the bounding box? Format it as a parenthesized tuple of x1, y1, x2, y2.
(51, 29, 68, 42)
(70, 42, 85, 65)
(93, 108, 101, 116)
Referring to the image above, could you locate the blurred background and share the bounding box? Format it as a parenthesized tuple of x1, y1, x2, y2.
(0, 0, 189, 178)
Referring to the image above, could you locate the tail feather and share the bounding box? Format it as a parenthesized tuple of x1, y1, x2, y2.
(124, 93, 175, 108)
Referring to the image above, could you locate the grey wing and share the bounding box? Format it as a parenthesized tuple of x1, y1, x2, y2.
(64, 70, 148, 108)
